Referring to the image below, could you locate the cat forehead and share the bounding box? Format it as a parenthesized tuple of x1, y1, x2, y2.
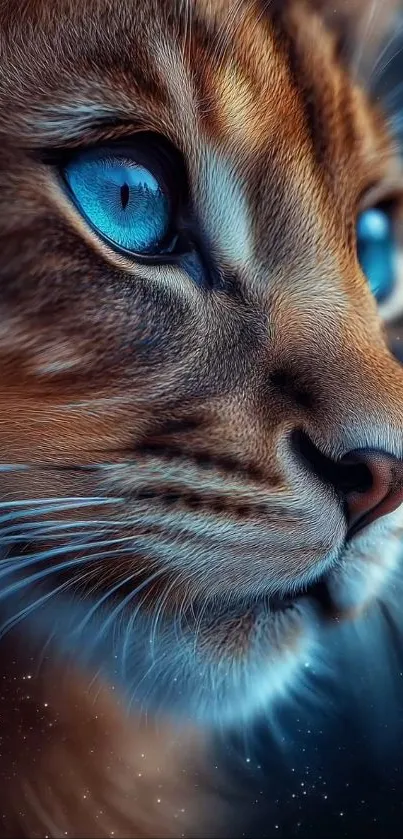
(0, 0, 393, 218)
(0, 0, 387, 149)
(0, 0, 353, 114)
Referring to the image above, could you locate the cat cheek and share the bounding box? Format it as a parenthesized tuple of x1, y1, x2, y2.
(0, 306, 101, 380)
(0, 318, 90, 378)
(30, 342, 89, 377)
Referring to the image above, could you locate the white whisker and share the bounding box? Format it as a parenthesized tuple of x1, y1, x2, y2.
(70, 565, 160, 637)
(0, 535, 138, 579)
(0, 497, 123, 526)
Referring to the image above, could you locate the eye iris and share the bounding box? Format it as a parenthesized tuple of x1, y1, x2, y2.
(65, 153, 170, 254)
(356, 207, 395, 303)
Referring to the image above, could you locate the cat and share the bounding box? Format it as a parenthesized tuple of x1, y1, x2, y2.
(0, 0, 403, 836)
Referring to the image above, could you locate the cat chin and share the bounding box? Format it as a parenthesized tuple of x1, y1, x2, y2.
(1, 578, 318, 726)
(324, 509, 403, 620)
(2, 512, 401, 728)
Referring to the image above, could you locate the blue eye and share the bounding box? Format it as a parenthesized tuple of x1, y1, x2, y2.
(64, 148, 172, 256)
(356, 207, 395, 302)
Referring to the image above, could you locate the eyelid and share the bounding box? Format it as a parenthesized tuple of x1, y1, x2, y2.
(358, 181, 403, 213)
(46, 132, 189, 192)
(33, 121, 155, 163)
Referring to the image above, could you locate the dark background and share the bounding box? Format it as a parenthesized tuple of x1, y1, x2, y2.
(224, 614, 403, 838)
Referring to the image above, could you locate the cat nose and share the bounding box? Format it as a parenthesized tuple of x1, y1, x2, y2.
(293, 433, 403, 539)
(341, 449, 403, 539)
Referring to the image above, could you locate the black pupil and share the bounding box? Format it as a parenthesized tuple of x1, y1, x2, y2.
(120, 182, 130, 210)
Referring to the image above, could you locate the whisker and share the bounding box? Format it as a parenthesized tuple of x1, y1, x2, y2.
(130, 645, 165, 718)
(148, 574, 179, 663)
(0, 550, 109, 599)
(0, 495, 121, 508)
(0, 497, 123, 526)
(121, 578, 160, 680)
(0, 535, 138, 579)
(0, 517, 134, 539)
(351, 0, 379, 83)
(98, 567, 167, 642)
(69, 565, 159, 637)
(0, 463, 28, 472)
(193, 595, 210, 658)
(370, 35, 403, 88)
(0, 528, 115, 545)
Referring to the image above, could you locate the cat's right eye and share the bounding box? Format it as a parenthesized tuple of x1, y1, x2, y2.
(356, 207, 396, 303)
(62, 141, 185, 261)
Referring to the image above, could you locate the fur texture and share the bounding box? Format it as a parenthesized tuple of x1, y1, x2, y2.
(0, 0, 403, 835)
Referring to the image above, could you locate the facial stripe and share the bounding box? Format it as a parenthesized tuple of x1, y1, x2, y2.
(187, 2, 303, 153)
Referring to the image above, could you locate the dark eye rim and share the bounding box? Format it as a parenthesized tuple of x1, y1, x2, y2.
(59, 134, 191, 264)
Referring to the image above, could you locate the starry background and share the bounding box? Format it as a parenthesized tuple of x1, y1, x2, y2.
(2, 604, 403, 839)
(223, 663, 403, 839)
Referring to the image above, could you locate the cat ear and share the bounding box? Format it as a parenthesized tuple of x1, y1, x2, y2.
(309, 0, 399, 78)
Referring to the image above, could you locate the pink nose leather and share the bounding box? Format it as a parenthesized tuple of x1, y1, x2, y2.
(344, 451, 403, 538)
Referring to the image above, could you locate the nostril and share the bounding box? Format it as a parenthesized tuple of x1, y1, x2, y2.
(337, 453, 373, 496)
(291, 432, 403, 538)
(291, 430, 371, 494)
(341, 450, 403, 538)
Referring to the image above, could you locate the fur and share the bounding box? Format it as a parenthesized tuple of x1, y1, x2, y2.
(0, 0, 403, 835)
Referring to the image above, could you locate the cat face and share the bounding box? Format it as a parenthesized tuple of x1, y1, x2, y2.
(1, 0, 403, 725)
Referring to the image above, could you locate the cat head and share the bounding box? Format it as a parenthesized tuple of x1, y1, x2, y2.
(1, 0, 403, 725)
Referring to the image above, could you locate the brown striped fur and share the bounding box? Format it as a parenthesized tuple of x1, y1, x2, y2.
(1, 1, 403, 836)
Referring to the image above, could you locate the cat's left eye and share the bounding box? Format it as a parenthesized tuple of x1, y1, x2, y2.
(63, 143, 182, 260)
(356, 207, 396, 303)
